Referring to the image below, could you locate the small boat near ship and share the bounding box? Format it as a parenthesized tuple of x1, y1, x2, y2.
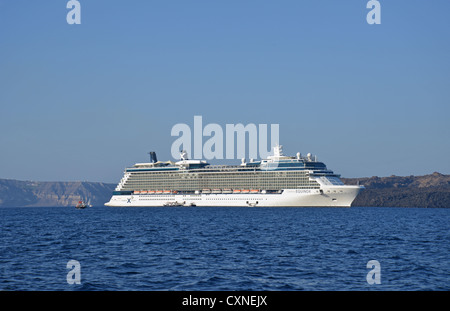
(163, 201, 184, 207)
(76, 200, 91, 209)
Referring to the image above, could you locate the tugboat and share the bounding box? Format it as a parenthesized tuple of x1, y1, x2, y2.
(76, 200, 89, 209)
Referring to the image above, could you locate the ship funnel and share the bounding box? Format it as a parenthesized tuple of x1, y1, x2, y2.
(149, 151, 158, 163)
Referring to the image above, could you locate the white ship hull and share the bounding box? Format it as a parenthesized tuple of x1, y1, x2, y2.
(105, 185, 362, 208)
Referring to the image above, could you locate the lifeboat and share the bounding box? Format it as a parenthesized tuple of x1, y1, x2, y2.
(241, 189, 250, 193)
(163, 190, 171, 194)
(156, 190, 163, 194)
(250, 189, 259, 193)
(233, 189, 241, 193)
(148, 190, 155, 194)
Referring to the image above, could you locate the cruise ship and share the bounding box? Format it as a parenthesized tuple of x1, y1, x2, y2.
(105, 145, 364, 207)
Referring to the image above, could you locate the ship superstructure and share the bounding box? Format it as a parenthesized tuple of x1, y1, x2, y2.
(105, 145, 363, 207)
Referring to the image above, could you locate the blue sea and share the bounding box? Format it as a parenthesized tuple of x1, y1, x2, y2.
(0, 206, 448, 291)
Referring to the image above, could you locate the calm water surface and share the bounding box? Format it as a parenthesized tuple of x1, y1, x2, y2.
(0, 206, 448, 290)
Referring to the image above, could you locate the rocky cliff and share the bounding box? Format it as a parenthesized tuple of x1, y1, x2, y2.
(342, 172, 450, 208)
(0, 179, 115, 207)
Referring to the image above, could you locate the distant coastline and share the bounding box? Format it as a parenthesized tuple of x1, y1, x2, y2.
(0, 179, 115, 208)
(0, 172, 449, 208)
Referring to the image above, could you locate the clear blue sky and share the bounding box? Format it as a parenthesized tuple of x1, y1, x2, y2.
(1, 1, 449, 183)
